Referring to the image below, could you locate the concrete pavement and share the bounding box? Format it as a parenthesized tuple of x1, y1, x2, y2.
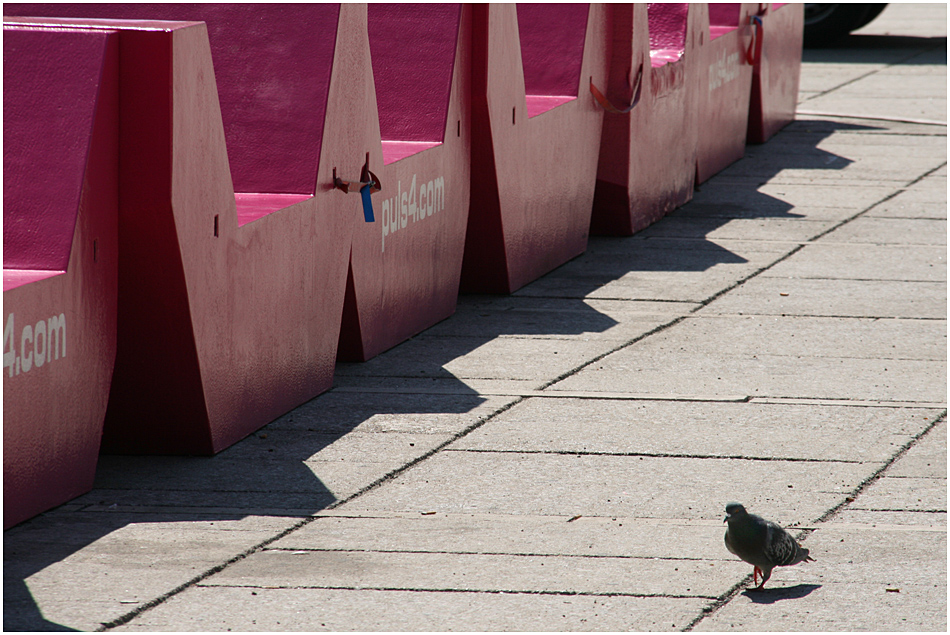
(4, 3, 946, 631)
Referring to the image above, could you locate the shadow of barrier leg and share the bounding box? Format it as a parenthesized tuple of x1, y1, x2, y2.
(2, 25, 119, 527)
(460, 3, 610, 294)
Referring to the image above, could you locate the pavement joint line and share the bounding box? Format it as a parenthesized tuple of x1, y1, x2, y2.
(683, 410, 946, 631)
(262, 546, 729, 562)
(442, 447, 874, 465)
(796, 111, 948, 127)
(188, 583, 719, 601)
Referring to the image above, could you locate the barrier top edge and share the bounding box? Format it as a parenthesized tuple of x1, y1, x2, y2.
(3, 16, 204, 32)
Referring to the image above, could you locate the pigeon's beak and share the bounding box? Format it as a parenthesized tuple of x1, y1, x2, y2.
(723, 514, 730, 523)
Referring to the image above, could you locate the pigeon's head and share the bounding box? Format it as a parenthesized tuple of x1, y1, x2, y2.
(724, 502, 748, 523)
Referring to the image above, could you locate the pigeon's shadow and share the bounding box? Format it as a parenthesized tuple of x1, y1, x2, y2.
(742, 584, 822, 604)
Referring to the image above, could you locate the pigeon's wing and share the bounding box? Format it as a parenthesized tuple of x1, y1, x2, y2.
(724, 530, 738, 556)
(763, 521, 804, 566)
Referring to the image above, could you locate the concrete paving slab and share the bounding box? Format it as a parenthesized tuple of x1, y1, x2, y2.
(333, 335, 618, 384)
(686, 182, 896, 215)
(203, 547, 743, 598)
(849, 475, 947, 513)
(277, 512, 733, 561)
(341, 451, 878, 525)
(634, 217, 838, 243)
(832, 509, 947, 526)
(449, 397, 939, 463)
(113, 585, 710, 632)
(265, 391, 519, 435)
(331, 375, 542, 396)
(625, 314, 946, 361)
(887, 419, 947, 477)
(420, 296, 688, 343)
(819, 216, 947, 245)
(803, 95, 946, 125)
(515, 249, 786, 303)
(695, 524, 948, 631)
(719, 152, 943, 184)
(866, 187, 949, 219)
(702, 276, 947, 319)
(4, 513, 296, 632)
(550, 349, 947, 403)
(761, 243, 946, 281)
(856, 2, 947, 38)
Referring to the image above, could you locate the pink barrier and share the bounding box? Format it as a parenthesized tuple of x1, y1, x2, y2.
(339, 4, 472, 361)
(460, 3, 609, 294)
(591, 4, 697, 235)
(3, 26, 118, 526)
(5, 9, 374, 454)
(695, 3, 757, 184)
(747, 3, 804, 144)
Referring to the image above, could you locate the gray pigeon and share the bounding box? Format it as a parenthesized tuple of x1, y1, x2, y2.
(723, 502, 815, 589)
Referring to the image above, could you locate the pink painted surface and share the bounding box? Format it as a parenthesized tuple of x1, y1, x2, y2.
(368, 3, 459, 144)
(339, 4, 471, 362)
(648, 1, 688, 65)
(460, 4, 608, 294)
(5, 3, 339, 199)
(747, 3, 803, 143)
(3, 29, 101, 273)
(3, 25, 118, 527)
(518, 3, 588, 97)
(6, 14, 365, 455)
(592, 3, 696, 236)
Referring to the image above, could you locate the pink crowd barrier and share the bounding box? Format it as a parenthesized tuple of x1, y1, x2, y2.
(3, 26, 119, 527)
(747, 3, 804, 144)
(5, 8, 373, 455)
(460, 3, 609, 294)
(339, 3, 472, 361)
(591, 4, 697, 235)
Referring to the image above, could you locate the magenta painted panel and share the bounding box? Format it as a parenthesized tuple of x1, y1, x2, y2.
(648, 2, 688, 61)
(3, 29, 104, 272)
(4, 3, 340, 196)
(517, 3, 589, 100)
(3, 25, 118, 527)
(709, 3, 741, 27)
(368, 3, 460, 144)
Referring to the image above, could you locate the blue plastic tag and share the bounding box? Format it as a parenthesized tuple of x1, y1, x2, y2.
(360, 184, 375, 222)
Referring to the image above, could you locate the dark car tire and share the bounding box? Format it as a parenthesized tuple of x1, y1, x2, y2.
(803, 4, 889, 47)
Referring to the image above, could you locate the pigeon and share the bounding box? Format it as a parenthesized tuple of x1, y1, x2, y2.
(723, 502, 815, 590)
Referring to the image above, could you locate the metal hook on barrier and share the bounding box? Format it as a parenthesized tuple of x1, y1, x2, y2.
(590, 62, 643, 115)
(333, 152, 381, 222)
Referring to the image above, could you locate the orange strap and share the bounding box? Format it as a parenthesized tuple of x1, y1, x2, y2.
(590, 62, 643, 115)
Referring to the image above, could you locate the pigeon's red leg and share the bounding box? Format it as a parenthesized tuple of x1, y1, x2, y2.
(753, 567, 760, 587)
